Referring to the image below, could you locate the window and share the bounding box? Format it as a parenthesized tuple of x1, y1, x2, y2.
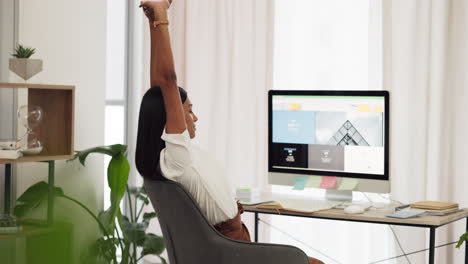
(273, 0, 382, 91)
(105, 0, 128, 209)
(270, 1, 391, 263)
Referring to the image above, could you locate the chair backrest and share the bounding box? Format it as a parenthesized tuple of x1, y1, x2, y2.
(144, 177, 311, 264)
(144, 178, 229, 264)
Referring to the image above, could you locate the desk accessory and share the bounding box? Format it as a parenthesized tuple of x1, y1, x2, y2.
(344, 204, 369, 214)
(239, 199, 275, 206)
(236, 187, 260, 200)
(293, 177, 308, 190)
(411, 201, 458, 211)
(255, 199, 341, 213)
(386, 209, 426, 219)
(320, 176, 337, 189)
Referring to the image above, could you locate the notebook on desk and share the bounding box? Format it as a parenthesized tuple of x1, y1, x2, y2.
(410, 201, 458, 211)
(255, 199, 342, 214)
(410, 201, 460, 215)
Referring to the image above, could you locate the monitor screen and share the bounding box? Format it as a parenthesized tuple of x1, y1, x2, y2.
(268, 90, 389, 181)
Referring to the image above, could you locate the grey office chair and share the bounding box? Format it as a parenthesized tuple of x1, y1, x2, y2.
(144, 178, 310, 264)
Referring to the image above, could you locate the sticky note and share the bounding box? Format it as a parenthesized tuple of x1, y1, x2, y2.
(373, 106, 384, 112)
(289, 103, 302, 110)
(307, 177, 322, 188)
(357, 104, 371, 112)
(293, 177, 308, 190)
(338, 178, 358, 190)
(320, 176, 337, 189)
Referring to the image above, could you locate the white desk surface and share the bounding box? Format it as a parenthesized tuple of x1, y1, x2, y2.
(243, 205, 468, 227)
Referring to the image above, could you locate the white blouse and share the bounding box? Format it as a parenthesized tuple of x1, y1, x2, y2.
(159, 130, 238, 225)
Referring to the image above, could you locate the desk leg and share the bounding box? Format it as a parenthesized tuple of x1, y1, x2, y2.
(429, 227, 436, 264)
(465, 217, 467, 264)
(4, 164, 12, 214)
(47, 161, 55, 226)
(254, 212, 259, 242)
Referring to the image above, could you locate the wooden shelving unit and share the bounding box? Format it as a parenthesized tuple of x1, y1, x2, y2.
(0, 83, 75, 165)
(0, 83, 75, 226)
(0, 83, 76, 263)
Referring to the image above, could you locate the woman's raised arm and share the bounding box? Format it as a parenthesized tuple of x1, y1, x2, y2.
(140, 1, 186, 134)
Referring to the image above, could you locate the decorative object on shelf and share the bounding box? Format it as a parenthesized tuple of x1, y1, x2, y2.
(0, 83, 75, 164)
(9, 44, 43, 81)
(14, 144, 167, 264)
(17, 104, 43, 155)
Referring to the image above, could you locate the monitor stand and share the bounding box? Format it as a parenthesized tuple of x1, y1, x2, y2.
(326, 190, 353, 201)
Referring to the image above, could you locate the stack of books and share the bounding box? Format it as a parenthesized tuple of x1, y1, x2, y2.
(410, 201, 460, 216)
(0, 140, 22, 160)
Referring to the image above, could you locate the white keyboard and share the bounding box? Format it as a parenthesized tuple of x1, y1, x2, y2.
(276, 198, 345, 213)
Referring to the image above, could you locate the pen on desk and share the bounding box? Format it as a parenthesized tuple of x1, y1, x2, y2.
(395, 204, 411, 211)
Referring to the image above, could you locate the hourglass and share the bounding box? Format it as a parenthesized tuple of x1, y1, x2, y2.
(17, 105, 43, 155)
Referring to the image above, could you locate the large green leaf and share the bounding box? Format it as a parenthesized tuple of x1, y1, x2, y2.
(17, 182, 48, 204)
(98, 208, 116, 235)
(81, 237, 118, 264)
(457, 232, 468, 248)
(120, 243, 130, 264)
(74, 144, 127, 166)
(136, 193, 150, 205)
(143, 212, 157, 224)
(14, 181, 64, 218)
(108, 154, 129, 217)
(141, 233, 165, 257)
(13, 204, 32, 218)
(119, 215, 148, 246)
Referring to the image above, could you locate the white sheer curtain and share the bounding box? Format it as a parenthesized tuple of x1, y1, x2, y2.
(166, 0, 274, 192)
(271, 1, 394, 263)
(129, 0, 468, 263)
(384, 0, 468, 263)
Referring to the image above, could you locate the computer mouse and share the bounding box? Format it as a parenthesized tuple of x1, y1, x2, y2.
(344, 205, 366, 214)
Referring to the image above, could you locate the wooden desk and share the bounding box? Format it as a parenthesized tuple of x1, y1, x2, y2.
(244, 205, 468, 264)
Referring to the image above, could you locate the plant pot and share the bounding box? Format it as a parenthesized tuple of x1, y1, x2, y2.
(9, 58, 43, 81)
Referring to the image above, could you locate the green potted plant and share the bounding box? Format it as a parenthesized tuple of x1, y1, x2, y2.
(14, 144, 166, 264)
(458, 232, 467, 249)
(9, 44, 43, 80)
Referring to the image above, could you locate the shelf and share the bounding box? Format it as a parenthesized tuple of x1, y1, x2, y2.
(0, 155, 74, 165)
(0, 225, 54, 240)
(0, 83, 74, 90)
(0, 83, 75, 161)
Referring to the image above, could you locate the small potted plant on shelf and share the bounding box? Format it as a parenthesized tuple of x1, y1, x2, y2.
(9, 44, 43, 81)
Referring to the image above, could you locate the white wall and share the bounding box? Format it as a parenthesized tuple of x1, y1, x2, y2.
(0, 0, 18, 214)
(13, 0, 107, 262)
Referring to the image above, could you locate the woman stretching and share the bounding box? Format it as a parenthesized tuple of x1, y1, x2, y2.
(135, 1, 323, 263)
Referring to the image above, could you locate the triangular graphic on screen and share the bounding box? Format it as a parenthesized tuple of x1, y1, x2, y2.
(329, 120, 370, 146)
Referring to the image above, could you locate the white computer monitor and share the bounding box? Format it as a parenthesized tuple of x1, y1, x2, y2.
(268, 90, 390, 200)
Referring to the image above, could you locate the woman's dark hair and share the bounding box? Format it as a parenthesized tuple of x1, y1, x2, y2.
(135, 86, 187, 179)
